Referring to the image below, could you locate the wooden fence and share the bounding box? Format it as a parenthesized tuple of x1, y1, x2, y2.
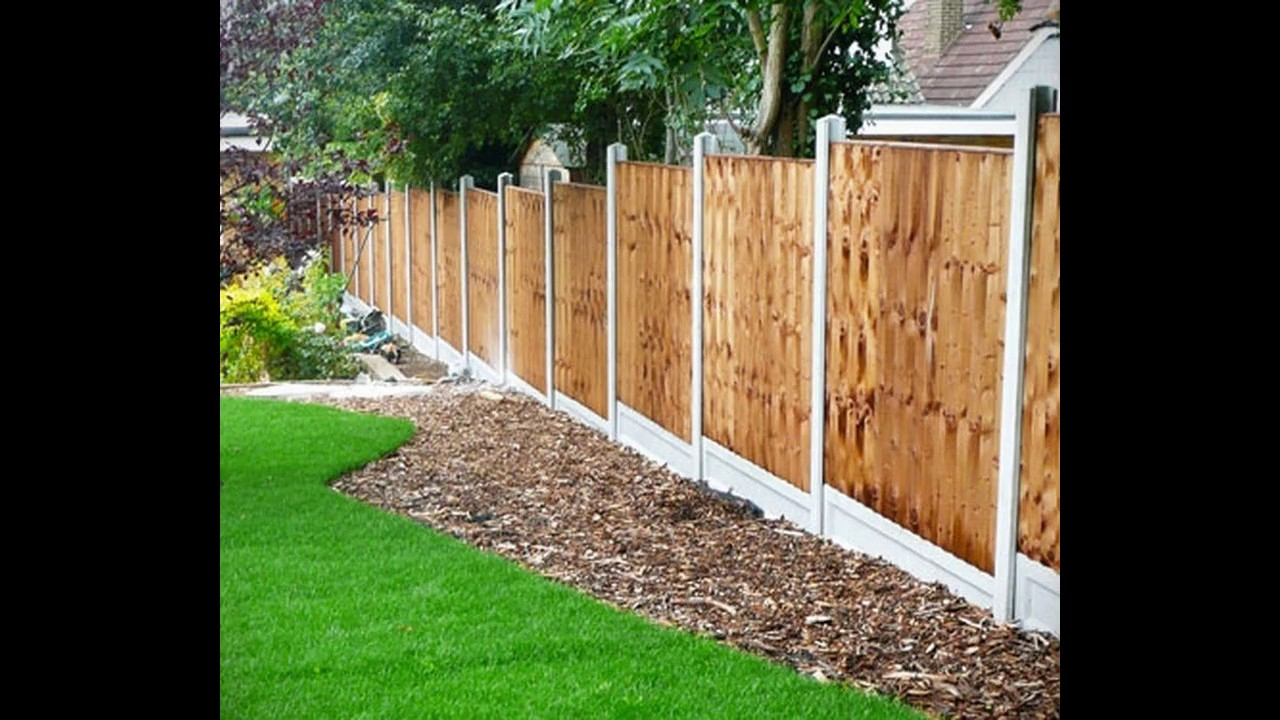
(1019, 114, 1060, 572)
(505, 185, 547, 392)
(616, 162, 693, 442)
(435, 190, 462, 351)
(825, 142, 1013, 573)
(409, 188, 433, 340)
(703, 155, 815, 493)
(467, 189, 501, 369)
(553, 182, 609, 418)
(322, 93, 1059, 634)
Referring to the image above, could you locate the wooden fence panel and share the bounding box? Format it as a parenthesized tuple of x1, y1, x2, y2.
(616, 162, 693, 441)
(553, 182, 608, 417)
(375, 193, 390, 311)
(1019, 115, 1060, 572)
(467, 190, 501, 368)
(824, 141, 1012, 573)
(389, 190, 407, 325)
(703, 155, 814, 492)
(505, 186, 546, 392)
(435, 190, 462, 350)
(409, 188, 433, 337)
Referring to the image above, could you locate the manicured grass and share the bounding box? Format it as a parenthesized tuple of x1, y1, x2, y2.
(220, 397, 922, 719)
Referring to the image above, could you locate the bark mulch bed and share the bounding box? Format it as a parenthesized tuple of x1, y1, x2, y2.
(321, 383, 1060, 719)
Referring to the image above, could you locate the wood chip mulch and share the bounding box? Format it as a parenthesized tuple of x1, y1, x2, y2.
(320, 383, 1059, 719)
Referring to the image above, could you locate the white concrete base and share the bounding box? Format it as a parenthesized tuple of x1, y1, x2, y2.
(343, 293, 372, 318)
(555, 392, 608, 434)
(437, 339, 464, 371)
(468, 353, 502, 384)
(1015, 553, 1060, 637)
(506, 372, 546, 403)
(823, 486, 994, 609)
(616, 403, 694, 478)
(389, 316, 411, 340)
(409, 323, 437, 358)
(702, 438, 811, 526)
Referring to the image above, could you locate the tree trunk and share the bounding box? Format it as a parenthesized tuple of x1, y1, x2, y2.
(745, 4, 790, 155)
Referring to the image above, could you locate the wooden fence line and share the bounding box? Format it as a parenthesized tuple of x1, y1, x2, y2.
(824, 141, 1012, 573)
(616, 162, 693, 441)
(435, 190, 462, 350)
(553, 182, 609, 418)
(409, 188, 433, 340)
(703, 155, 815, 492)
(505, 185, 547, 392)
(467, 190, 501, 368)
(316, 96, 1059, 633)
(1018, 114, 1060, 572)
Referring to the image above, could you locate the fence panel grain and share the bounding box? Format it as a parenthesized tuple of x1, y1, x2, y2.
(467, 189, 501, 368)
(616, 162, 693, 441)
(553, 182, 608, 417)
(505, 186, 546, 392)
(703, 155, 814, 491)
(824, 141, 1012, 573)
(409, 188, 434, 336)
(435, 190, 462, 350)
(375, 193, 390, 311)
(1019, 115, 1060, 572)
(389, 190, 407, 324)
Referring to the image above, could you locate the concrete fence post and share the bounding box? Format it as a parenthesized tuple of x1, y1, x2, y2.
(384, 180, 393, 321)
(460, 175, 475, 372)
(368, 186, 378, 308)
(606, 143, 627, 441)
(809, 114, 846, 535)
(543, 167, 567, 408)
(430, 181, 440, 361)
(993, 85, 1057, 624)
(691, 132, 718, 482)
(497, 172, 514, 385)
(336, 195, 346, 287)
(405, 183, 414, 345)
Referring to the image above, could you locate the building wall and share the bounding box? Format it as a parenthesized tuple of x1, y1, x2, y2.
(981, 34, 1060, 113)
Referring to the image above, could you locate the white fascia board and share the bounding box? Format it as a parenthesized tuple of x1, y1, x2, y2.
(970, 27, 1056, 109)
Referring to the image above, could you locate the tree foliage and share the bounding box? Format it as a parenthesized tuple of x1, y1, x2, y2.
(502, 0, 906, 160)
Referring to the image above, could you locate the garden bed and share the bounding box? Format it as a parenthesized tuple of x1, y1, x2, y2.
(322, 383, 1060, 720)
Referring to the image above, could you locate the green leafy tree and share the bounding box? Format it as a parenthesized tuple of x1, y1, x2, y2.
(502, 0, 906, 160)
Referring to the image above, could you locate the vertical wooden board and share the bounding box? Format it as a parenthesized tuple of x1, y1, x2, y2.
(505, 186, 546, 392)
(616, 162, 693, 441)
(553, 183, 608, 417)
(1019, 114, 1060, 572)
(409, 188, 433, 336)
(702, 155, 812, 491)
(435, 191, 462, 349)
(467, 190, 501, 367)
(390, 190, 408, 326)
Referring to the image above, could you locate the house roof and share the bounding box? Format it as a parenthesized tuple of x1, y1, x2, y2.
(897, 0, 1060, 107)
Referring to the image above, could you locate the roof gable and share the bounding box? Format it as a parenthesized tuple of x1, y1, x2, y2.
(897, 0, 1059, 106)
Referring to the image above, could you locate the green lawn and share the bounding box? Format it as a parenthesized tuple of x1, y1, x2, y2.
(220, 396, 922, 719)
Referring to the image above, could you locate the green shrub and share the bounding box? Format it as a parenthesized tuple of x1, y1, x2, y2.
(219, 252, 359, 383)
